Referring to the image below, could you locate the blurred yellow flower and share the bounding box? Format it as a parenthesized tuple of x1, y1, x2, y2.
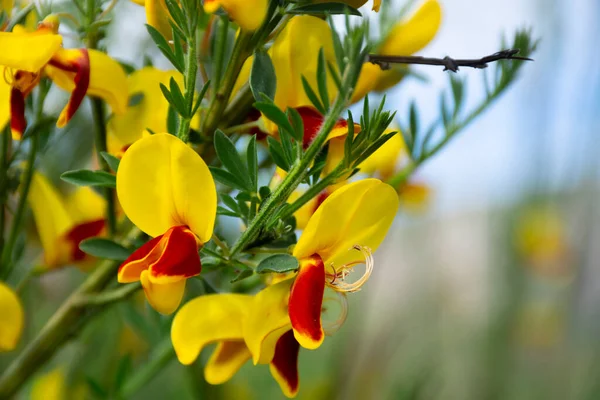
(116, 133, 216, 314)
(203, 0, 268, 31)
(28, 172, 106, 269)
(0, 281, 23, 351)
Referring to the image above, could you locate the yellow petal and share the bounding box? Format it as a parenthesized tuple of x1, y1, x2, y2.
(28, 172, 74, 268)
(65, 186, 106, 224)
(204, 0, 268, 31)
(46, 49, 129, 116)
(372, 0, 381, 12)
(140, 269, 186, 315)
(171, 293, 251, 365)
(130, 0, 144, 5)
(30, 368, 65, 400)
(379, 0, 442, 56)
(107, 67, 183, 154)
(205, 341, 252, 385)
(1, 0, 13, 18)
(244, 280, 292, 365)
(0, 281, 23, 351)
(0, 31, 61, 72)
(0, 73, 11, 130)
(146, 0, 172, 41)
(358, 129, 406, 179)
(116, 133, 217, 241)
(293, 179, 398, 268)
(271, 16, 338, 111)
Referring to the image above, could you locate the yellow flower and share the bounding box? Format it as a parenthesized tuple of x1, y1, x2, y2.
(107, 67, 184, 156)
(358, 128, 407, 180)
(172, 179, 398, 397)
(0, 281, 23, 351)
(0, 16, 128, 138)
(28, 172, 106, 269)
(30, 368, 65, 400)
(116, 133, 217, 314)
(203, 0, 268, 31)
(353, 0, 442, 102)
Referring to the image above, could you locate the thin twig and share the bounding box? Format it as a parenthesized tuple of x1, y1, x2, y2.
(368, 49, 533, 73)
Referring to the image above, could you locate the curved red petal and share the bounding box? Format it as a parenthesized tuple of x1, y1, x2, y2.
(269, 330, 300, 398)
(297, 106, 348, 150)
(10, 88, 26, 139)
(288, 254, 325, 349)
(49, 49, 90, 126)
(148, 226, 201, 282)
(117, 234, 164, 283)
(65, 218, 106, 261)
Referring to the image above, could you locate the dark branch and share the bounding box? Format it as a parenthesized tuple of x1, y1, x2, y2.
(368, 49, 533, 73)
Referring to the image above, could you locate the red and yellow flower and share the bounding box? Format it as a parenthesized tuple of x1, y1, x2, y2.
(172, 179, 398, 397)
(0, 16, 128, 138)
(116, 133, 217, 314)
(0, 281, 23, 352)
(28, 172, 106, 269)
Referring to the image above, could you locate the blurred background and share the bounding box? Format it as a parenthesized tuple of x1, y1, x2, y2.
(7, 0, 600, 399)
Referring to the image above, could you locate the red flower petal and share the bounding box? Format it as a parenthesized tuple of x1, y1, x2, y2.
(288, 254, 325, 349)
(296, 106, 348, 149)
(269, 330, 300, 398)
(49, 49, 90, 127)
(10, 88, 26, 139)
(64, 219, 106, 262)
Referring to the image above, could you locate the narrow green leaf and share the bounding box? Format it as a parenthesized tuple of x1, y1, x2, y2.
(214, 130, 252, 190)
(79, 238, 132, 261)
(61, 170, 116, 188)
(247, 135, 258, 190)
(287, 3, 362, 16)
(145, 24, 184, 72)
(100, 152, 120, 173)
(300, 76, 326, 114)
(217, 206, 239, 218)
(231, 269, 254, 283)
(209, 167, 249, 191)
(254, 102, 295, 137)
(409, 101, 419, 137)
(316, 48, 330, 111)
(166, 104, 178, 135)
(267, 137, 291, 171)
(256, 254, 299, 274)
(221, 194, 240, 213)
(286, 107, 304, 143)
(250, 51, 277, 102)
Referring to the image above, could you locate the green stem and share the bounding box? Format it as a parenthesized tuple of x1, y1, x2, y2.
(201, 31, 253, 138)
(74, 282, 141, 307)
(90, 98, 117, 236)
(222, 120, 260, 135)
(0, 228, 141, 398)
(177, 30, 199, 143)
(280, 163, 346, 220)
(119, 338, 175, 399)
(0, 126, 11, 255)
(0, 132, 38, 279)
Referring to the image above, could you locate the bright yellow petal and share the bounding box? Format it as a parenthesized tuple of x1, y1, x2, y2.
(372, 0, 381, 11)
(30, 368, 65, 400)
(270, 16, 338, 112)
(358, 129, 406, 179)
(46, 49, 129, 116)
(379, 0, 442, 56)
(65, 186, 106, 224)
(0, 31, 61, 72)
(204, 0, 268, 31)
(244, 280, 292, 365)
(116, 133, 217, 241)
(171, 293, 251, 365)
(107, 67, 183, 154)
(140, 269, 186, 315)
(130, 0, 144, 4)
(293, 179, 398, 268)
(0, 281, 23, 351)
(146, 0, 172, 41)
(205, 341, 252, 385)
(28, 172, 74, 268)
(1, 0, 13, 18)
(351, 63, 383, 104)
(0, 74, 10, 130)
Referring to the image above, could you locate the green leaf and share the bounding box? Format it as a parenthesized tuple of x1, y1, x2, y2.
(316, 48, 330, 112)
(246, 135, 258, 191)
(79, 238, 132, 261)
(209, 167, 249, 192)
(300, 75, 326, 114)
(61, 170, 116, 188)
(214, 130, 252, 191)
(145, 24, 184, 72)
(254, 102, 295, 138)
(267, 137, 291, 171)
(100, 152, 120, 173)
(259, 186, 271, 201)
(286, 107, 304, 143)
(287, 3, 361, 16)
(256, 254, 299, 274)
(167, 104, 178, 135)
(250, 51, 277, 102)
(230, 267, 254, 283)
